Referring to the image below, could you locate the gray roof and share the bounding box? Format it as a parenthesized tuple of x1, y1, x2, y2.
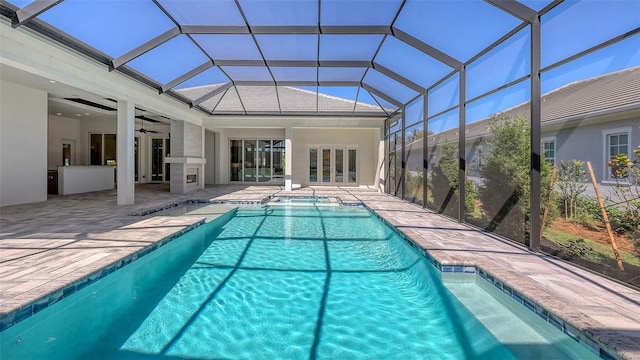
(176, 85, 392, 116)
(541, 66, 640, 122)
(429, 66, 640, 145)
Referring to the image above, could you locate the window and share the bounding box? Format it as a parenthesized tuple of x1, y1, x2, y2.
(608, 133, 628, 159)
(603, 127, 631, 180)
(89, 133, 116, 165)
(542, 139, 555, 166)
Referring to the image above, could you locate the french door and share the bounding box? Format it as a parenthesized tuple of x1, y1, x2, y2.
(309, 146, 357, 185)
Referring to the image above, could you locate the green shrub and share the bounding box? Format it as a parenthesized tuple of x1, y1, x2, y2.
(575, 195, 636, 234)
(559, 238, 595, 260)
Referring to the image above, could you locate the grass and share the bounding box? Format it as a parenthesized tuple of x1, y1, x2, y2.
(543, 228, 640, 267)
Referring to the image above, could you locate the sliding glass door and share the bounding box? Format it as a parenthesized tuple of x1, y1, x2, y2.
(230, 139, 284, 183)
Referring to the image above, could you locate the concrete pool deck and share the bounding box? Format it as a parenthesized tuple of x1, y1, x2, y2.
(0, 184, 639, 359)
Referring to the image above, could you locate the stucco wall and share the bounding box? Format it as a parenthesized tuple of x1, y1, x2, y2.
(546, 117, 639, 183)
(1, 80, 48, 206)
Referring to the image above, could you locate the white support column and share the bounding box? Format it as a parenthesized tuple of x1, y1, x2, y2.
(285, 126, 292, 191)
(374, 125, 385, 192)
(117, 100, 135, 205)
(200, 124, 206, 189)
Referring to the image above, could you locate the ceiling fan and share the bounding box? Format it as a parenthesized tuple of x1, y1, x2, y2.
(136, 117, 161, 134)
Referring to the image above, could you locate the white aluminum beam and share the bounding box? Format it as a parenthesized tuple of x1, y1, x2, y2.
(161, 61, 213, 93)
(111, 27, 181, 70)
(12, 0, 62, 28)
(191, 82, 233, 107)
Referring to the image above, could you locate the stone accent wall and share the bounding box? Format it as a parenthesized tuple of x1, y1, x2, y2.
(168, 120, 205, 193)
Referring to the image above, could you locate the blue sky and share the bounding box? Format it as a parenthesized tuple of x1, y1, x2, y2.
(9, 0, 640, 119)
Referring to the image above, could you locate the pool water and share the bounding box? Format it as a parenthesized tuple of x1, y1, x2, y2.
(0, 206, 598, 359)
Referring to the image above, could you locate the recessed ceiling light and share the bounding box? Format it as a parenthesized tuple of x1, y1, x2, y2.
(49, 80, 56, 83)
(76, 113, 81, 117)
(56, 112, 62, 116)
(84, 112, 90, 116)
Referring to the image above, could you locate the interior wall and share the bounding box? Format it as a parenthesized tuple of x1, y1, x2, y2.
(292, 128, 380, 187)
(47, 115, 82, 169)
(0, 80, 48, 206)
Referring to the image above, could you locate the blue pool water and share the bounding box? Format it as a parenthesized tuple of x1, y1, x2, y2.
(0, 206, 598, 359)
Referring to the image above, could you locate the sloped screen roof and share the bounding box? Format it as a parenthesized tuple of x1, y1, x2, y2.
(3, 0, 635, 118)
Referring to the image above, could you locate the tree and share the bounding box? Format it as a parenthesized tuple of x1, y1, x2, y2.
(556, 160, 588, 220)
(608, 146, 640, 255)
(431, 141, 477, 218)
(408, 129, 423, 143)
(477, 114, 554, 243)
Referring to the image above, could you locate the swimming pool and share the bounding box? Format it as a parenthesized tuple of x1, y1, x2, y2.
(0, 205, 599, 359)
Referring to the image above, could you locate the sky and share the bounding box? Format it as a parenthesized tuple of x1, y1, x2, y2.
(7, 0, 640, 119)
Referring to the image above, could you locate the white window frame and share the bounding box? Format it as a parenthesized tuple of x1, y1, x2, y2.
(602, 127, 632, 182)
(541, 136, 556, 167)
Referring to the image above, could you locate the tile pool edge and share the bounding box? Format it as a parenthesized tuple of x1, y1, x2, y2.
(364, 205, 621, 360)
(0, 218, 208, 333)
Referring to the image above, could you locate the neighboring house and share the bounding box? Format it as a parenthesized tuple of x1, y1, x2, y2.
(404, 66, 640, 190)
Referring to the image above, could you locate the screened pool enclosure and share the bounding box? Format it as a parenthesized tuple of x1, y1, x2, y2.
(1, 0, 639, 286)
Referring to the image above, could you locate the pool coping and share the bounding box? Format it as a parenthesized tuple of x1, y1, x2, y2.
(0, 217, 207, 333)
(364, 204, 623, 360)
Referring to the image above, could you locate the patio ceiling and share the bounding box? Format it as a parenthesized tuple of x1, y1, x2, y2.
(0, 0, 550, 117)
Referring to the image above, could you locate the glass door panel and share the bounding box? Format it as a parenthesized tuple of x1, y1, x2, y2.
(244, 140, 256, 182)
(90, 134, 102, 165)
(322, 148, 331, 183)
(309, 148, 318, 182)
(258, 140, 271, 182)
(151, 138, 164, 181)
(230, 140, 242, 181)
(272, 140, 285, 179)
(348, 149, 357, 183)
(334, 148, 344, 183)
(134, 137, 139, 182)
(164, 138, 171, 181)
(104, 134, 116, 165)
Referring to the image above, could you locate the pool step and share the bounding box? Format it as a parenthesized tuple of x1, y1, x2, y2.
(443, 274, 599, 360)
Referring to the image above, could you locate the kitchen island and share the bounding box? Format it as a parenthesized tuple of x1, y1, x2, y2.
(58, 165, 115, 195)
